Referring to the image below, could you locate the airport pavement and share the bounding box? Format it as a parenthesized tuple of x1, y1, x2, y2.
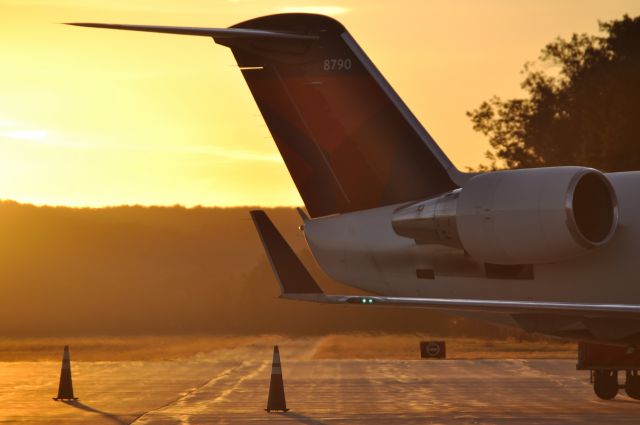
(2, 340, 640, 424)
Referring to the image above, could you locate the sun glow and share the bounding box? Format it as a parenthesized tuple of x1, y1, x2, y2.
(280, 6, 349, 15)
(0, 130, 48, 141)
(1, 0, 639, 207)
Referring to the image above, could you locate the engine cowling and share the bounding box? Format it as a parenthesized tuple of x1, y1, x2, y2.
(392, 167, 619, 265)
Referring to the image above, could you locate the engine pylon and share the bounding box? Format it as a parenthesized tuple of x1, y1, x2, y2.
(265, 345, 289, 412)
(53, 345, 78, 401)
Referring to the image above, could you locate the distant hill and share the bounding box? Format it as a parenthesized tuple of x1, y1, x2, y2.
(0, 201, 520, 337)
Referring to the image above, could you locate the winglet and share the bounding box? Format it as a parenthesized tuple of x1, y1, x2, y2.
(250, 210, 323, 294)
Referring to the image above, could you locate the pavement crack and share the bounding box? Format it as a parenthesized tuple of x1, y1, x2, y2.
(130, 360, 269, 424)
(129, 363, 243, 424)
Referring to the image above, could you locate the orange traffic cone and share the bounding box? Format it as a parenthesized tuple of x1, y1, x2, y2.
(53, 345, 78, 401)
(265, 345, 288, 412)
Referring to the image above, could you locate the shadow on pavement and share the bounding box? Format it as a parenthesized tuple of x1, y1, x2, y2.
(275, 411, 328, 425)
(612, 398, 640, 404)
(62, 400, 129, 425)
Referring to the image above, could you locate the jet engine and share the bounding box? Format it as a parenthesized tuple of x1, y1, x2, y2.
(392, 167, 619, 265)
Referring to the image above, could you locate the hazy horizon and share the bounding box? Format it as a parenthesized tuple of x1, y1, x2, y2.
(0, 201, 522, 338)
(0, 198, 304, 209)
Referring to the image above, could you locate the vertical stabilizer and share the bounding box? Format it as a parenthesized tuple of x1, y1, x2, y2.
(218, 14, 461, 216)
(67, 14, 465, 217)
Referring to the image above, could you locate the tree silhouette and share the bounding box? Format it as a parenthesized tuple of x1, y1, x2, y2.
(468, 15, 640, 171)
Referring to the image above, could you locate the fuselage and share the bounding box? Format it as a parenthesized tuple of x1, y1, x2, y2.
(303, 171, 640, 339)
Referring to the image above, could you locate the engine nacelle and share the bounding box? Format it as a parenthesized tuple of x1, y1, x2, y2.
(392, 167, 619, 265)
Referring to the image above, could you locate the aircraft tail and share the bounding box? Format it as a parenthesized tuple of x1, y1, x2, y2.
(223, 14, 460, 217)
(68, 14, 463, 217)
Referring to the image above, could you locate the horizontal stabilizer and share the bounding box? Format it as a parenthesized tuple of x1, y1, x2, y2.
(64, 23, 318, 41)
(250, 210, 322, 294)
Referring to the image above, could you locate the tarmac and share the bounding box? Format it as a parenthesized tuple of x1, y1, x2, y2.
(2, 340, 640, 424)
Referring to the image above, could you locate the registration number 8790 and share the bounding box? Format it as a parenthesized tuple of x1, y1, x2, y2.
(323, 58, 352, 71)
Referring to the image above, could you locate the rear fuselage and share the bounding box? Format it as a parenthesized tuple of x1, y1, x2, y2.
(303, 171, 640, 335)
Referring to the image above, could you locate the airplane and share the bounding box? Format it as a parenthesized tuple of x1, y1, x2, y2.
(67, 13, 640, 400)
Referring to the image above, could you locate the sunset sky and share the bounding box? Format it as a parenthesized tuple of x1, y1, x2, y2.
(2, 0, 639, 207)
